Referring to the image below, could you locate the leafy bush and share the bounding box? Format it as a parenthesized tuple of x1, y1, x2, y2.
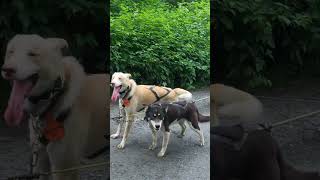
(111, 0, 210, 89)
(214, 0, 320, 88)
(0, 0, 106, 110)
(0, 0, 106, 73)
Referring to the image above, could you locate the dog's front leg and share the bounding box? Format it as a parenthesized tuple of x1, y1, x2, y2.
(158, 131, 170, 157)
(148, 122, 157, 150)
(117, 114, 134, 149)
(111, 103, 126, 139)
(48, 143, 81, 180)
(29, 120, 50, 180)
(111, 122, 123, 139)
(31, 148, 50, 180)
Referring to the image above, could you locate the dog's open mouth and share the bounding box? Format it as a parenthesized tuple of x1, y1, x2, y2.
(111, 85, 122, 102)
(4, 73, 39, 126)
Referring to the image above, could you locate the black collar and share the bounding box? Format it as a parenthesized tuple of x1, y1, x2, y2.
(120, 86, 132, 100)
(28, 77, 64, 105)
(28, 77, 69, 120)
(30, 77, 72, 145)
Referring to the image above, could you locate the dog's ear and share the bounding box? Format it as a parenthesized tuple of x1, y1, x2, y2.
(165, 106, 169, 113)
(47, 38, 71, 56)
(124, 73, 132, 79)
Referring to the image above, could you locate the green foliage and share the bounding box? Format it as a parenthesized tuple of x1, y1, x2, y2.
(0, 0, 106, 110)
(214, 0, 320, 88)
(0, 0, 106, 73)
(111, 0, 210, 89)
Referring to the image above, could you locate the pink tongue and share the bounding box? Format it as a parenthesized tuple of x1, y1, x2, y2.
(4, 80, 33, 126)
(111, 86, 121, 102)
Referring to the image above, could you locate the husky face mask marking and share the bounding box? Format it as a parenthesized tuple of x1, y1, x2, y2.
(145, 104, 166, 130)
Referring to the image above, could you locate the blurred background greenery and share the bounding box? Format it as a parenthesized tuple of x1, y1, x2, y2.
(214, 0, 320, 88)
(111, 0, 210, 89)
(0, 0, 107, 111)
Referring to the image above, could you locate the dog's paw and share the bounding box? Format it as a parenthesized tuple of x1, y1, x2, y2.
(110, 133, 120, 139)
(117, 142, 125, 149)
(199, 141, 205, 146)
(149, 144, 156, 150)
(157, 151, 165, 157)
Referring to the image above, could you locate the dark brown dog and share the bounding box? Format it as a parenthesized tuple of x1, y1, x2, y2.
(212, 125, 320, 180)
(145, 101, 209, 157)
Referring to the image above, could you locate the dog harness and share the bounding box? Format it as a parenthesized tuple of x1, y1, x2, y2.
(120, 85, 172, 111)
(30, 76, 70, 146)
(119, 86, 133, 107)
(148, 86, 171, 102)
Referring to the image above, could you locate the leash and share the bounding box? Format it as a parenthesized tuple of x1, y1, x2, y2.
(257, 96, 320, 103)
(267, 109, 320, 129)
(256, 96, 320, 129)
(7, 162, 108, 180)
(193, 96, 209, 103)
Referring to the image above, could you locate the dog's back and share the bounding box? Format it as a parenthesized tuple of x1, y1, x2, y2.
(163, 102, 188, 120)
(211, 84, 263, 123)
(154, 101, 207, 123)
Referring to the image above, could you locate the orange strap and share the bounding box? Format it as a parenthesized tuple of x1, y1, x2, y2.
(122, 99, 130, 107)
(43, 112, 65, 141)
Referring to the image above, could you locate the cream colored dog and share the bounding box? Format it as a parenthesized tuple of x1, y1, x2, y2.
(211, 83, 263, 126)
(110, 72, 192, 149)
(2, 34, 108, 180)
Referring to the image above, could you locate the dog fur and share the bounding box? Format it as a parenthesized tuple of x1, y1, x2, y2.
(110, 72, 192, 149)
(212, 125, 320, 180)
(144, 101, 208, 157)
(2, 34, 108, 180)
(211, 83, 263, 126)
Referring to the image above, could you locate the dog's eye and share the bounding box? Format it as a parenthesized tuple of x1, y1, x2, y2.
(153, 114, 157, 117)
(7, 50, 14, 54)
(28, 52, 38, 57)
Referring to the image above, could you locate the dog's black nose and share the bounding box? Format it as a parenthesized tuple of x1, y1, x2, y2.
(2, 67, 16, 76)
(155, 125, 160, 129)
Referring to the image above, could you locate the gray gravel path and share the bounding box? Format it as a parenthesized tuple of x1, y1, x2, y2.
(110, 88, 210, 180)
(256, 80, 320, 172)
(0, 118, 108, 180)
(2, 80, 320, 179)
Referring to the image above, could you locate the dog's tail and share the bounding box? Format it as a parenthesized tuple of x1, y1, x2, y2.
(217, 97, 263, 122)
(194, 105, 210, 122)
(276, 141, 320, 180)
(198, 113, 210, 122)
(173, 88, 193, 101)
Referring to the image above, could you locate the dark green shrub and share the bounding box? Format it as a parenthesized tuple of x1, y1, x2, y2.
(111, 0, 209, 89)
(214, 0, 320, 88)
(0, 0, 106, 110)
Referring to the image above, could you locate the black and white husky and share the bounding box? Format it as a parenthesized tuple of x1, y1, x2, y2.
(144, 101, 209, 157)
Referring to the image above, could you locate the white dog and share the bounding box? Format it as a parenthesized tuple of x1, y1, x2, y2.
(2, 34, 108, 180)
